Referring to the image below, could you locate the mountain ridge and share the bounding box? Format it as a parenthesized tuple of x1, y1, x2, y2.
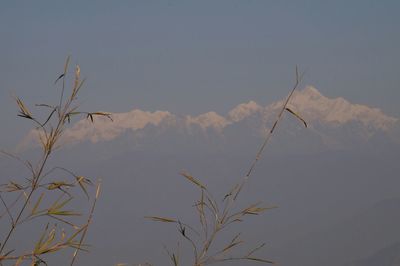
(18, 86, 399, 151)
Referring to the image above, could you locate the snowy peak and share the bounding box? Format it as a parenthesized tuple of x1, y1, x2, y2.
(300, 86, 323, 98)
(228, 101, 263, 122)
(186, 112, 230, 131)
(285, 86, 397, 130)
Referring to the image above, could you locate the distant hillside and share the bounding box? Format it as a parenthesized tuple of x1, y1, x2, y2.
(345, 242, 400, 266)
(271, 198, 400, 266)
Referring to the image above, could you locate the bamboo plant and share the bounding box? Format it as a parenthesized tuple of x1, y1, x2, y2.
(147, 67, 306, 266)
(0, 57, 110, 265)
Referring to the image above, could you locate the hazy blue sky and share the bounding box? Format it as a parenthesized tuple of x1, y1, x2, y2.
(1, 0, 400, 148)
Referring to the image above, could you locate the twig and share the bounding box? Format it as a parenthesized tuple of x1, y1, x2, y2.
(70, 181, 101, 265)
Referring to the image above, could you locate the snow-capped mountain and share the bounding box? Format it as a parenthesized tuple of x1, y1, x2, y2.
(277, 86, 396, 130)
(19, 86, 399, 153)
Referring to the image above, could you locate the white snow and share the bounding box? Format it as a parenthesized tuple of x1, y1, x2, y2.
(186, 112, 230, 131)
(18, 86, 399, 149)
(283, 86, 398, 130)
(228, 101, 263, 122)
(65, 109, 174, 143)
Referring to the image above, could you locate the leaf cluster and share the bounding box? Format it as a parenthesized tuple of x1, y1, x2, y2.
(0, 57, 105, 265)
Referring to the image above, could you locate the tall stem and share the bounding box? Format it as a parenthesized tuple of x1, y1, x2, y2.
(0, 77, 71, 255)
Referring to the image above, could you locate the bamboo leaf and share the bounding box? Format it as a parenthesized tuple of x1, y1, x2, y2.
(48, 197, 80, 217)
(31, 193, 44, 216)
(63, 55, 70, 74)
(64, 111, 81, 123)
(42, 228, 56, 250)
(172, 253, 178, 266)
(54, 197, 73, 210)
(47, 181, 74, 190)
(74, 78, 86, 96)
(40, 107, 57, 127)
(76, 176, 91, 199)
(95, 181, 101, 199)
(5, 181, 24, 192)
(87, 113, 93, 122)
(145, 216, 177, 223)
(241, 202, 277, 216)
(54, 73, 65, 84)
(75, 65, 80, 83)
(71, 73, 84, 100)
(48, 210, 81, 216)
(91, 112, 113, 121)
(35, 103, 55, 109)
(285, 107, 307, 128)
(246, 257, 275, 264)
(230, 233, 241, 244)
(247, 243, 266, 257)
(221, 240, 244, 253)
(66, 226, 87, 243)
(34, 224, 49, 253)
(14, 96, 33, 120)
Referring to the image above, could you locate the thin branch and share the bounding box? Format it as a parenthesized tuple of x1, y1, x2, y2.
(0, 192, 22, 219)
(70, 181, 101, 265)
(0, 150, 35, 176)
(0, 193, 14, 225)
(245, 66, 304, 180)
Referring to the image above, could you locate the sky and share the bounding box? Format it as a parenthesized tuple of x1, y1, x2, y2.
(1, 0, 400, 148)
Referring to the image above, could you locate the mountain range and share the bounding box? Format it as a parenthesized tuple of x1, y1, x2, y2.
(19, 86, 400, 154)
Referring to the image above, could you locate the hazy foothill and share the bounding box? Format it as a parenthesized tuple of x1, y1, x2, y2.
(1, 1, 400, 266)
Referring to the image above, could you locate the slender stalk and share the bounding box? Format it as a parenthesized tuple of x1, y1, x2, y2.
(1, 65, 76, 255)
(58, 55, 70, 118)
(245, 67, 303, 180)
(198, 225, 219, 263)
(0, 151, 50, 255)
(0, 193, 22, 219)
(0, 194, 14, 225)
(220, 67, 304, 225)
(197, 67, 304, 264)
(70, 181, 101, 266)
